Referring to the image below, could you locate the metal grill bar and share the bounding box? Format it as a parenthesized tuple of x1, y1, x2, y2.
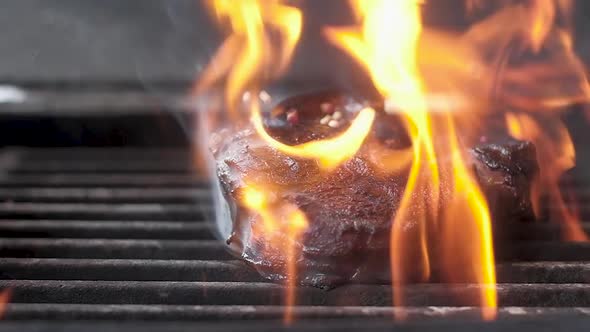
(502, 242, 590, 261)
(0, 259, 587, 284)
(1, 162, 192, 173)
(5, 304, 590, 321)
(0, 188, 209, 203)
(506, 223, 590, 241)
(0, 147, 588, 326)
(3, 148, 190, 158)
(3, 280, 590, 307)
(0, 220, 214, 239)
(0, 259, 261, 282)
(0, 238, 230, 260)
(0, 203, 210, 220)
(3, 319, 590, 332)
(0, 174, 206, 187)
(1, 237, 589, 261)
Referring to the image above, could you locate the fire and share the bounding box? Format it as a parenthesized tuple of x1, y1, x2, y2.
(492, 0, 588, 242)
(325, 0, 497, 318)
(198, 0, 590, 322)
(444, 116, 497, 318)
(0, 289, 10, 319)
(242, 186, 277, 232)
(251, 102, 376, 170)
(195, 0, 302, 117)
(241, 186, 308, 324)
(198, 0, 374, 170)
(463, 0, 590, 110)
(284, 209, 308, 323)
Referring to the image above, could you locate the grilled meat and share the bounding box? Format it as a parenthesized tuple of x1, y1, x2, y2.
(210, 92, 538, 287)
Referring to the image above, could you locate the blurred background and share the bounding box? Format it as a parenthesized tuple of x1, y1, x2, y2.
(0, 0, 589, 84)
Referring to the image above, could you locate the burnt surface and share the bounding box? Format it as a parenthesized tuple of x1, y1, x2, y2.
(212, 92, 539, 287)
(472, 140, 539, 224)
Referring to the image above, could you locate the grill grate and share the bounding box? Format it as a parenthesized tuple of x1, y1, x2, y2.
(0, 147, 590, 329)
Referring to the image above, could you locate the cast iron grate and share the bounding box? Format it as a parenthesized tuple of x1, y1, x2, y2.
(0, 147, 589, 327)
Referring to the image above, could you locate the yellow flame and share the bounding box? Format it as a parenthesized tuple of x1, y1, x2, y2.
(251, 102, 376, 170)
(529, 0, 557, 52)
(241, 185, 308, 323)
(325, 0, 440, 208)
(446, 116, 497, 319)
(200, 0, 373, 170)
(326, 0, 497, 318)
(198, 2, 307, 321)
(196, 0, 302, 116)
(199, 0, 590, 321)
(284, 208, 308, 324)
(242, 186, 277, 232)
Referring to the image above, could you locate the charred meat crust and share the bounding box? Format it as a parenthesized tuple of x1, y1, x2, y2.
(211, 91, 538, 287)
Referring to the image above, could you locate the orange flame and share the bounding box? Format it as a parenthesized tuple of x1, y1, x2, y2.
(199, 0, 590, 320)
(284, 209, 308, 323)
(198, 1, 308, 322)
(326, 0, 497, 319)
(463, 0, 589, 241)
(241, 185, 308, 323)
(491, 0, 588, 242)
(463, 0, 590, 110)
(506, 112, 587, 241)
(199, 0, 373, 170)
(196, 0, 302, 117)
(251, 102, 376, 170)
(443, 115, 497, 319)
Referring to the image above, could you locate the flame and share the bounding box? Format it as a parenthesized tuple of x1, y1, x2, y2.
(242, 186, 277, 232)
(506, 112, 587, 241)
(196, 0, 302, 117)
(444, 116, 497, 319)
(284, 208, 308, 323)
(326, 0, 496, 318)
(494, 0, 588, 242)
(242, 185, 308, 323)
(199, 0, 373, 170)
(199, 0, 590, 320)
(463, 0, 590, 110)
(466, 0, 563, 45)
(251, 102, 376, 170)
(198, 1, 308, 322)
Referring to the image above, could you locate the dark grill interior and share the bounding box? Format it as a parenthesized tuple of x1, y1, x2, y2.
(0, 142, 589, 332)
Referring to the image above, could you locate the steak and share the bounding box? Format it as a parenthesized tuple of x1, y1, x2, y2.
(210, 92, 539, 288)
